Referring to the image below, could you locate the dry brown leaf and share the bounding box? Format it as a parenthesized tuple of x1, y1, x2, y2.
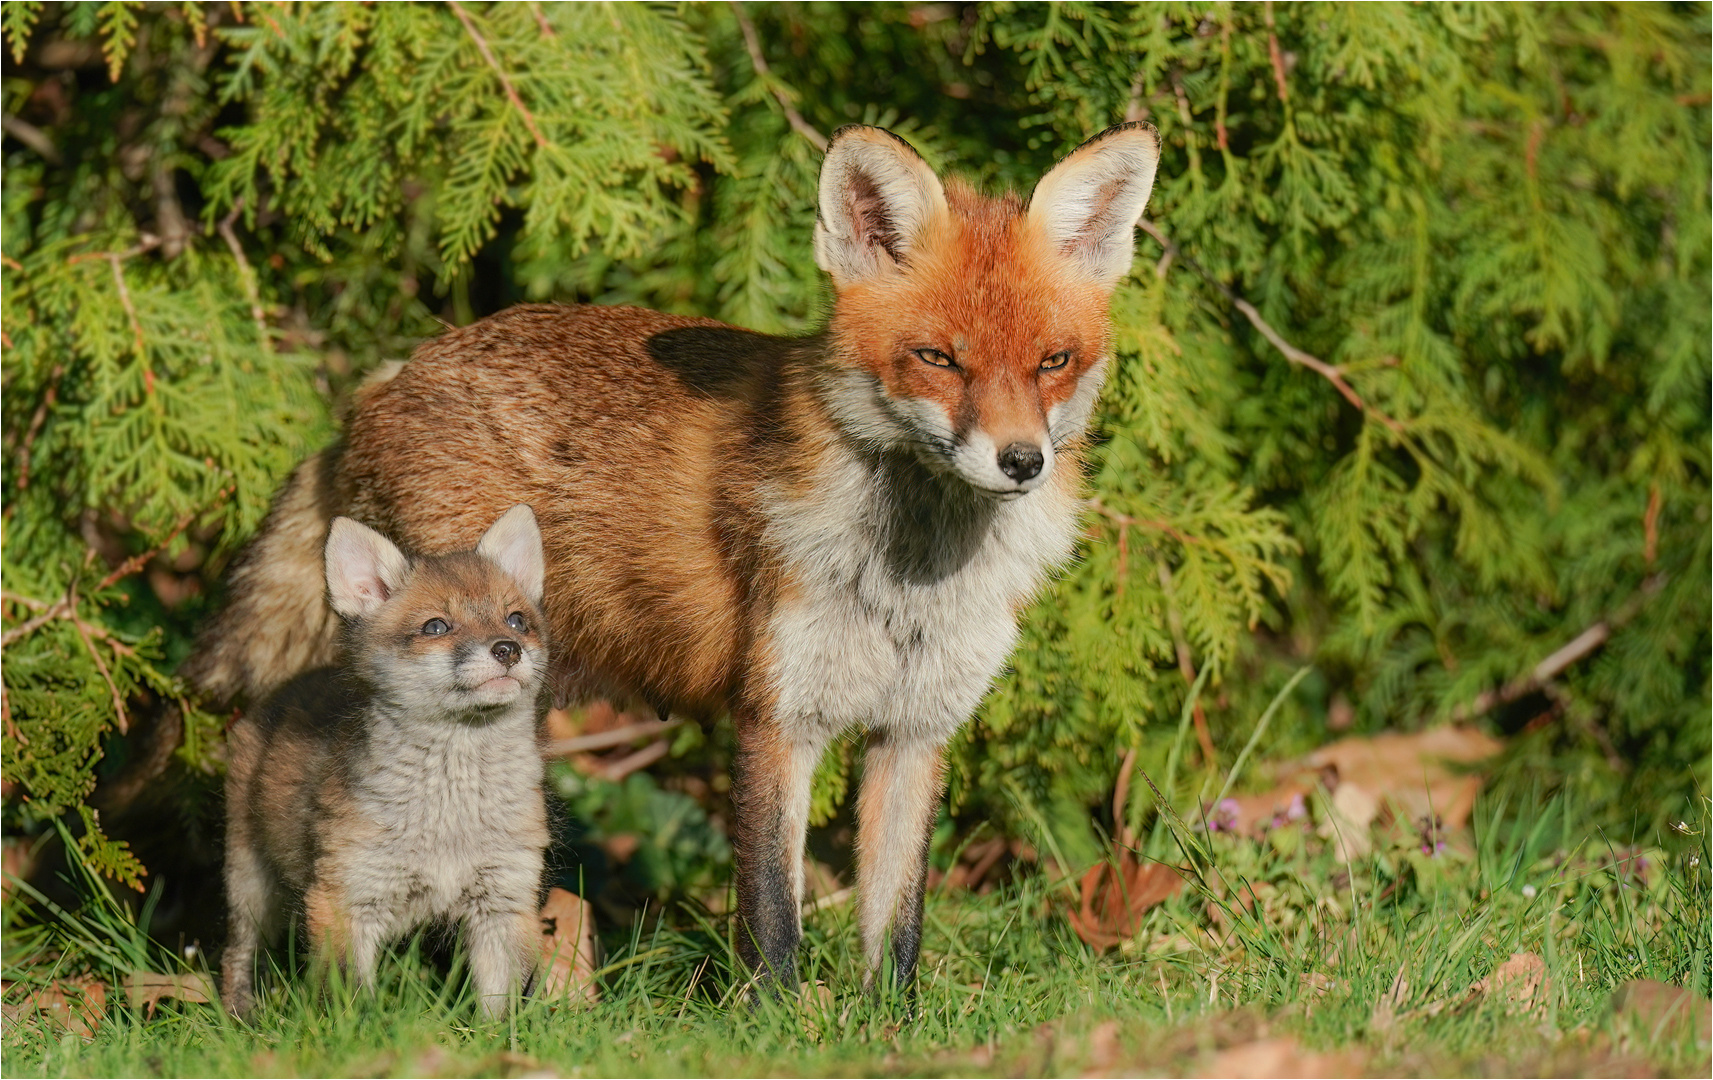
(538, 887, 598, 1004)
(1, 977, 107, 1037)
(1610, 979, 1712, 1044)
(1320, 781, 1378, 863)
(124, 971, 215, 1015)
(1195, 1036, 1367, 1079)
(1469, 951, 1549, 1015)
(2, 836, 38, 902)
(1065, 852, 1186, 950)
(1305, 726, 1502, 831)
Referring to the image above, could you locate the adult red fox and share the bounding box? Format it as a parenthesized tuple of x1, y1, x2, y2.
(188, 122, 1160, 995)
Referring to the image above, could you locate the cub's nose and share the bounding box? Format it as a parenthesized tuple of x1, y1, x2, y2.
(997, 442, 1044, 483)
(491, 640, 521, 668)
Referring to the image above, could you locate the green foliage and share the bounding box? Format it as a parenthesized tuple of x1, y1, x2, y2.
(1, 2, 1707, 885)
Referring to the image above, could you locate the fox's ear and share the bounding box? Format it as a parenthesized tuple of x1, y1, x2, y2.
(814, 125, 949, 288)
(325, 518, 409, 620)
(477, 504, 545, 607)
(1027, 122, 1161, 289)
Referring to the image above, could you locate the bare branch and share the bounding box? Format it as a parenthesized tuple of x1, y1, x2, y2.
(596, 739, 670, 782)
(1136, 218, 1406, 437)
(95, 501, 215, 592)
(1457, 574, 1665, 720)
(729, 2, 828, 152)
(2, 113, 61, 164)
(543, 717, 681, 757)
(447, 0, 549, 149)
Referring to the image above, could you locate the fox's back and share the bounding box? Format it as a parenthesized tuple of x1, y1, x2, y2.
(338, 304, 813, 713)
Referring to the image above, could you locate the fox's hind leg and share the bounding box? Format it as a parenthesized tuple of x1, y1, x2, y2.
(854, 731, 944, 997)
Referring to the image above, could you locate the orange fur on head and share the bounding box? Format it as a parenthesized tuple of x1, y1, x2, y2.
(830, 181, 1115, 449)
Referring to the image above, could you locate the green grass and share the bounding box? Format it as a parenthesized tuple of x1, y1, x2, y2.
(4, 794, 1708, 1078)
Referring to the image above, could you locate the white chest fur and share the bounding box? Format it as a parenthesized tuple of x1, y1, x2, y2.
(338, 708, 544, 922)
(762, 447, 1080, 743)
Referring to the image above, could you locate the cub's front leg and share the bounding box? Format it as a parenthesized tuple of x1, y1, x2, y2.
(462, 899, 541, 1019)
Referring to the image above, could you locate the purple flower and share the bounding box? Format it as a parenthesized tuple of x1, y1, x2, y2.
(1208, 798, 1241, 833)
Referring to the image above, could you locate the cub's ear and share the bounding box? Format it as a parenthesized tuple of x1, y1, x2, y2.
(476, 504, 545, 607)
(1027, 122, 1161, 289)
(325, 518, 410, 620)
(814, 125, 949, 288)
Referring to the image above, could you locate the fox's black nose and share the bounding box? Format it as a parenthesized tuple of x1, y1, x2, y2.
(491, 640, 521, 668)
(997, 442, 1044, 482)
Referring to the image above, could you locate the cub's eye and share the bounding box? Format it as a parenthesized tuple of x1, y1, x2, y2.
(506, 612, 528, 633)
(421, 618, 450, 636)
(914, 348, 956, 369)
(1040, 350, 1072, 371)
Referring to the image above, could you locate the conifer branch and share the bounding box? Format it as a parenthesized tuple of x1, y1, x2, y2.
(525, 2, 555, 38)
(447, 0, 548, 149)
(68, 593, 128, 734)
(106, 252, 146, 359)
(1158, 562, 1219, 769)
(14, 363, 64, 492)
(218, 202, 270, 353)
(730, 2, 828, 152)
(1087, 497, 1206, 547)
(1136, 218, 1406, 437)
(1262, 1, 1290, 103)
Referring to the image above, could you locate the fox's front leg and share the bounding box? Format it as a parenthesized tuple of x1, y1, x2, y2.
(730, 701, 832, 994)
(855, 730, 945, 995)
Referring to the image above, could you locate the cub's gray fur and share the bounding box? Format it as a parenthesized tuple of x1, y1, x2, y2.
(221, 505, 551, 1019)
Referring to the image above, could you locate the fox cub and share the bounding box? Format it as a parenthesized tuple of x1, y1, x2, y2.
(221, 505, 551, 1019)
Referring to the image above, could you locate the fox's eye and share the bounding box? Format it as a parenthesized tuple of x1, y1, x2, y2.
(506, 612, 527, 633)
(421, 618, 450, 636)
(1040, 350, 1072, 371)
(914, 348, 956, 369)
